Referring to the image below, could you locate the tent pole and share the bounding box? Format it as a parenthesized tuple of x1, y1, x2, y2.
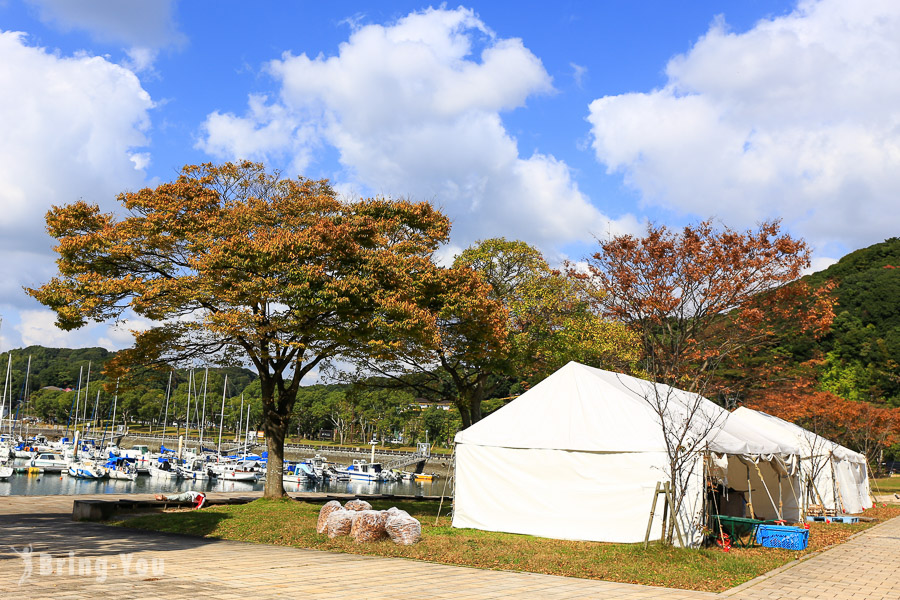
(746, 464, 755, 519)
(434, 443, 456, 526)
(778, 473, 783, 519)
(643, 482, 663, 549)
(753, 461, 781, 521)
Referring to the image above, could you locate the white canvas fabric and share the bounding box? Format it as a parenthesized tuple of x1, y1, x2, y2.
(455, 363, 797, 456)
(729, 407, 871, 514)
(453, 362, 801, 545)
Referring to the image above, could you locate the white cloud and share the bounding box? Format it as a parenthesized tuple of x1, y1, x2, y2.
(15, 309, 101, 348)
(96, 315, 154, 351)
(26, 0, 185, 72)
(587, 0, 900, 252)
(570, 62, 587, 87)
(26, 0, 185, 51)
(198, 7, 631, 251)
(0, 31, 153, 308)
(803, 256, 838, 276)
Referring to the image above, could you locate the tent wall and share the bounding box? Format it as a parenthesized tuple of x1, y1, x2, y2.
(730, 407, 870, 515)
(723, 457, 801, 521)
(834, 459, 869, 513)
(453, 444, 704, 545)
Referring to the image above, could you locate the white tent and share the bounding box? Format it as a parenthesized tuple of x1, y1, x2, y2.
(729, 407, 871, 514)
(452, 362, 800, 545)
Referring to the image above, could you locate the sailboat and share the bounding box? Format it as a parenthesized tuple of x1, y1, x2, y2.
(67, 459, 107, 479)
(67, 431, 107, 479)
(104, 457, 138, 481)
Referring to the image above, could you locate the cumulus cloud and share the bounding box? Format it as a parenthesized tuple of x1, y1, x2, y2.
(96, 315, 154, 350)
(15, 309, 101, 348)
(0, 31, 153, 308)
(587, 0, 900, 252)
(26, 0, 185, 70)
(198, 7, 631, 251)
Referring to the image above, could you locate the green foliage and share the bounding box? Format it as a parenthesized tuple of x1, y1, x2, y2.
(806, 238, 900, 405)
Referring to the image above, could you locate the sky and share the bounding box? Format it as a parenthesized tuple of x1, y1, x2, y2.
(1, 0, 899, 354)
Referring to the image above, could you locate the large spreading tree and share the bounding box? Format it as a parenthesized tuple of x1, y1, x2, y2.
(28, 160, 450, 497)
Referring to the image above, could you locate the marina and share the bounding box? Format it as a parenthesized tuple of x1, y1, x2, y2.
(0, 455, 445, 497)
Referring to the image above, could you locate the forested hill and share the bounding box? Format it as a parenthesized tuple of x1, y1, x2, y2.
(0, 345, 257, 400)
(806, 237, 900, 406)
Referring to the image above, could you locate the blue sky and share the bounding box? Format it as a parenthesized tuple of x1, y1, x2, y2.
(1, 0, 898, 353)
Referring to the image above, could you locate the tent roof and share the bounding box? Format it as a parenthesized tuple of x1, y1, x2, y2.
(730, 407, 865, 464)
(455, 362, 797, 456)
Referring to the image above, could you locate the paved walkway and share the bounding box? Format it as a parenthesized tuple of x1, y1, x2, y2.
(0, 494, 896, 599)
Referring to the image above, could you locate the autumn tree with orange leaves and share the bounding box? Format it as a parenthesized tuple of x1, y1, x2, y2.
(579, 220, 834, 544)
(582, 219, 834, 396)
(28, 161, 451, 498)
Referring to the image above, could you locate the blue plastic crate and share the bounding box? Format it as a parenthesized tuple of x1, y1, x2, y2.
(756, 524, 809, 550)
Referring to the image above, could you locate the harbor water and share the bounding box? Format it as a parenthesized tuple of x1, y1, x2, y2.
(0, 457, 448, 497)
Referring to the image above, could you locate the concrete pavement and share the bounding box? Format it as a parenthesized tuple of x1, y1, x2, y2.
(0, 493, 896, 599)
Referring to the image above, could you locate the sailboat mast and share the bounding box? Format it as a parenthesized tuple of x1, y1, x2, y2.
(185, 369, 193, 443)
(236, 394, 243, 442)
(71, 365, 83, 437)
(243, 403, 251, 456)
(82, 361, 91, 426)
(199, 367, 208, 447)
(162, 370, 172, 440)
(19, 355, 32, 436)
(110, 379, 119, 438)
(0, 352, 10, 434)
(217, 375, 228, 456)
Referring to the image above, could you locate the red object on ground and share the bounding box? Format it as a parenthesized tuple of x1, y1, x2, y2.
(193, 493, 206, 510)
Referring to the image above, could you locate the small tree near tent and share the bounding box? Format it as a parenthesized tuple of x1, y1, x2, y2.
(455, 238, 640, 384)
(350, 263, 510, 429)
(27, 160, 450, 498)
(580, 219, 833, 544)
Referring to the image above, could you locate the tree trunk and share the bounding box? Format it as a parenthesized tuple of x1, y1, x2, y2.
(264, 419, 286, 498)
(457, 401, 471, 429)
(260, 377, 287, 498)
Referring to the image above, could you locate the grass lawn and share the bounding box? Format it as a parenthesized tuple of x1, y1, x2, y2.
(111, 499, 900, 592)
(871, 476, 900, 495)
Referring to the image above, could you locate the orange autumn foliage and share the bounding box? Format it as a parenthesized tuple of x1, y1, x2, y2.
(27, 161, 453, 497)
(579, 219, 835, 395)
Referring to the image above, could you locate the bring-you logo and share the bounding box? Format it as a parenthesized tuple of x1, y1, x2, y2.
(10, 544, 164, 584)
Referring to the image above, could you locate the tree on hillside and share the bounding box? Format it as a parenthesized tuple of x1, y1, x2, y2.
(27, 160, 450, 497)
(580, 219, 833, 544)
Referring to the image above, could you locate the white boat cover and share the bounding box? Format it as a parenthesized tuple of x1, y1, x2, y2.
(453, 362, 801, 545)
(729, 407, 871, 514)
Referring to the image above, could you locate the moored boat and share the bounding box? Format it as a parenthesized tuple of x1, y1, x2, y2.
(67, 460, 107, 479)
(211, 459, 262, 482)
(149, 457, 179, 479)
(104, 457, 138, 481)
(30, 452, 68, 472)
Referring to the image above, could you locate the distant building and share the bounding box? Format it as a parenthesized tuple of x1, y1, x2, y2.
(415, 399, 452, 411)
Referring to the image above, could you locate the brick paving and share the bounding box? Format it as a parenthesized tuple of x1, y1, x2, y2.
(0, 493, 896, 599)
